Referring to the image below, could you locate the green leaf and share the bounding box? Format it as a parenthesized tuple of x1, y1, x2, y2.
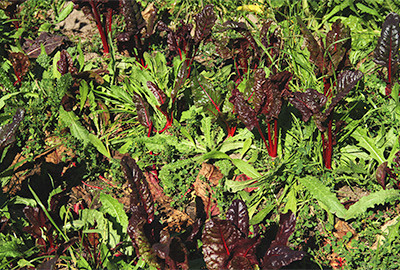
(59, 108, 110, 158)
(0, 92, 20, 111)
(241, 138, 252, 158)
(79, 80, 89, 112)
(99, 193, 129, 233)
(198, 150, 230, 162)
(56, 2, 74, 23)
(299, 176, 347, 219)
(225, 178, 258, 193)
(352, 126, 397, 164)
(345, 189, 400, 220)
(250, 204, 274, 225)
(232, 159, 261, 178)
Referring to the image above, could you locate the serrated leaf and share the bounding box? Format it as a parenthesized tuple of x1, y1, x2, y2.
(352, 126, 397, 164)
(345, 189, 400, 220)
(299, 176, 347, 219)
(100, 193, 129, 233)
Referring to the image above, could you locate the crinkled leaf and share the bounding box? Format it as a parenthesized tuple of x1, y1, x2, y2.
(157, 20, 194, 58)
(0, 108, 25, 150)
(133, 93, 152, 129)
(57, 50, 77, 75)
(253, 70, 292, 121)
(193, 5, 216, 43)
(153, 234, 189, 270)
(286, 88, 327, 122)
(229, 88, 258, 130)
(260, 20, 282, 67)
(325, 20, 351, 76)
(374, 12, 400, 68)
(9, 52, 30, 78)
(22, 32, 65, 58)
(226, 199, 249, 236)
(119, 0, 145, 35)
(297, 17, 324, 74)
(262, 211, 305, 269)
(202, 218, 242, 270)
(263, 245, 305, 270)
(147, 81, 167, 106)
(325, 70, 363, 116)
(228, 238, 260, 270)
(121, 155, 154, 223)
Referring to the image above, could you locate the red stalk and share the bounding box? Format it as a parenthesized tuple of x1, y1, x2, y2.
(256, 122, 271, 156)
(89, 0, 109, 54)
(273, 119, 278, 157)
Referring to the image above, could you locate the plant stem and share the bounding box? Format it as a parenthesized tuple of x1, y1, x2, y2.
(89, 0, 109, 54)
(256, 122, 271, 156)
(321, 118, 333, 169)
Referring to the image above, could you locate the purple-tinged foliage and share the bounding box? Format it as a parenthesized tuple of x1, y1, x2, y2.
(193, 5, 217, 44)
(57, 50, 77, 75)
(262, 211, 305, 270)
(374, 12, 400, 95)
(9, 52, 30, 85)
(0, 108, 25, 151)
(202, 200, 304, 270)
(22, 32, 66, 58)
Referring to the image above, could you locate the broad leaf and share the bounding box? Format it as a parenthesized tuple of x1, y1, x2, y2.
(99, 193, 129, 233)
(374, 13, 400, 69)
(229, 88, 258, 130)
(202, 218, 242, 270)
(286, 88, 327, 123)
(22, 32, 65, 58)
(262, 211, 305, 269)
(133, 93, 152, 129)
(226, 199, 249, 236)
(193, 5, 216, 43)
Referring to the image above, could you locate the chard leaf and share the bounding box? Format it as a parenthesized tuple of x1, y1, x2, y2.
(133, 93, 152, 129)
(374, 13, 400, 69)
(0, 108, 25, 151)
(22, 32, 65, 58)
(262, 211, 305, 269)
(147, 81, 167, 106)
(325, 20, 351, 76)
(202, 218, 242, 270)
(325, 70, 363, 116)
(121, 155, 154, 224)
(229, 88, 258, 130)
(345, 189, 400, 220)
(57, 50, 77, 75)
(193, 5, 216, 43)
(226, 199, 249, 236)
(286, 88, 327, 122)
(9, 52, 30, 79)
(297, 17, 324, 74)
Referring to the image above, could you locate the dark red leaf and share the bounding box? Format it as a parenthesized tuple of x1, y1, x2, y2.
(171, 61, 188, 101)
(121, 155, 154, 224)
(9, 52, 30, 81)
(228, 237, 260, 269)
(325, 20, 351, 76)
(147, 81, 167, 106)
(22, 32, 65, 58)
(133, 93, 152, 129)
(253, 70, 292, 122)
(229, 88, 258, 130)
(202, 218, 242, 270)
(286, 88, 327, 122)
(325, 70, 363, 117)
(374, 13, 400, 70)
(153, 233, 189, 270)
(262, 211, 305, 269)
(192, 73, 222, 114)
(57, 50, 77, 75)
(376, 161, 388, 189)
(297, 17, 324, 75)
(226, 199, 249, 237)
(0, 108, 25, 151)
(193, 5, 216, 43)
